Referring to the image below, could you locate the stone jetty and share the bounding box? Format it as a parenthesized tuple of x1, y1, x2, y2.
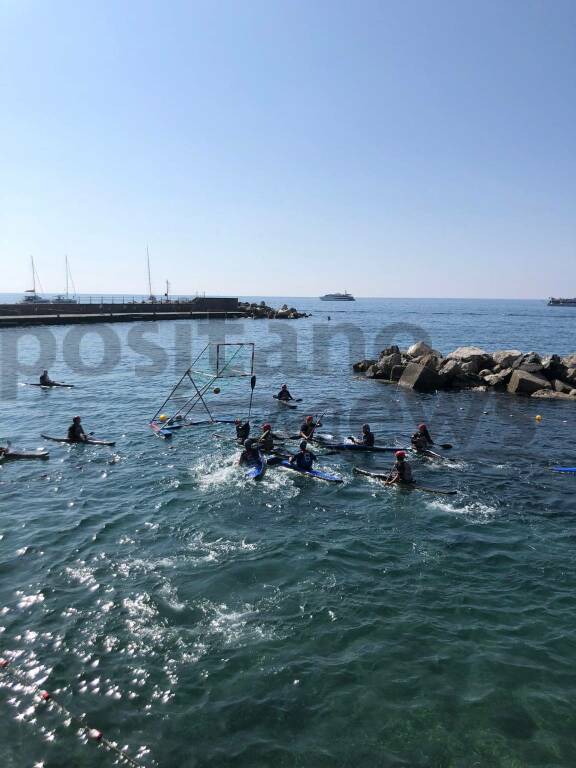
(239, 301, 310, 319)
(353, 342, 576, 401)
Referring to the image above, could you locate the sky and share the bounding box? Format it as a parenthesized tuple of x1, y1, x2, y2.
(0, 0, 574, 299)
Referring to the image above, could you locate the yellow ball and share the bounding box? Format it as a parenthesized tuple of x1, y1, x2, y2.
(213, 387, 221, 394)
(535, 414, 542, 422)
(159, 414, 168, 423)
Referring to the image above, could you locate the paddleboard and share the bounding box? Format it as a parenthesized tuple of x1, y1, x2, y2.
(552, 467, 576, 473)
(278, 460, 343, 483)
(26, 382, 74, 389)
(0, 449, 50, 461)
(273, 395, 298, 409)
(245, 453, 267, 480)
(41, 434, 116, 447)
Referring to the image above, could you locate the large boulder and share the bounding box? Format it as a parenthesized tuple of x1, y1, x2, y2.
(484, 369, 513, 389)
(531, 389, 576, 401)
(398, 362, 442, 393)
(437, 359, 462, 385)
(507, 370, 551, 396)
(515, 352, 543, 374)
(447, 346, 494, 373)
(365, 364, 388, 379)
(541, 355, 567, 381)
(379, 345, 400, 357)
(553, 379, 573, 394)
(565, 368, 576, 386)
(493, 349, 523, 368)
(390, 364, 404, 382)
(353, 359, 377, 373)
(418, 353, 443, 371)
(562, 353, 576, 368)
(407, 341, 433, 358)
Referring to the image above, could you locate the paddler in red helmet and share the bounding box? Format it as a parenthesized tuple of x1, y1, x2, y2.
(257, 422, 281, 452)
(386, 450, 414, 485)
(411, 423, 434, 453)
(299, 414, 321, 441)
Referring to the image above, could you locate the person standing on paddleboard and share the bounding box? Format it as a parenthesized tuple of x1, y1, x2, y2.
(277, 384, 294, 402)
(290, 440, 317, 471)
(234, 419, 250, 443)
(350, 423, 375, 447)
(411, 423, 434, 453)
(299, 415, 322, 441)
(386, 450, 414, 485)
(67, 416, 87, 443)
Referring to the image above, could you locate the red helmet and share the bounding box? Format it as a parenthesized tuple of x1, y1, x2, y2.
(395, 450, 406, 459)
(306, 415, 314, 422)
(262, 423, 272, 431)
(418, 423, 427, 431)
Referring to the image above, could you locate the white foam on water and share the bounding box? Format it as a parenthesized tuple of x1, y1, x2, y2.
(426, 498, 498, 522)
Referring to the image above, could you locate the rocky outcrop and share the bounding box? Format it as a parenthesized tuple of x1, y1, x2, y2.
(352, 342, 576, 403)
(239, 301, 309, 319)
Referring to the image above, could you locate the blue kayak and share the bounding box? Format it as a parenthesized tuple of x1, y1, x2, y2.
(278, 460, 343, 483)
(245, 453, 267, 480)
(552, 467, 576, 473)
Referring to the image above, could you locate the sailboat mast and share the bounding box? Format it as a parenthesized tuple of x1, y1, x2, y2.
(146, 246, 153, 299)
(30, 255, 36, 292)
(65, 255, 69, 298)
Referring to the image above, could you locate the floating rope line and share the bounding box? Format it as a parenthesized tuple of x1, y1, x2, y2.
(0, 658, 145, 768)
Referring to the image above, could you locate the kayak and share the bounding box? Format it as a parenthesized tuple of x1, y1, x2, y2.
(245, 453, 267, 480)
(26, 382, 74, 389)
(315, 441, 404, 453)
(410, 447, 447, 462)
(273, 395, 298, 409)
(278, 460, 343, 483)
(353, 467, 457, 495)
(0, 449, 49, 461)
(552, 467, 576, 473)
(41, 434, 116, 447)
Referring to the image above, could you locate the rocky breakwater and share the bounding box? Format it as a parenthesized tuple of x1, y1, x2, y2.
(239, 301, 310, 319)
(353, 342, 576, 401)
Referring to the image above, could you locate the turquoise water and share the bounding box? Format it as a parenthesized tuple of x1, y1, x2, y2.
(1, 298, 575, 767)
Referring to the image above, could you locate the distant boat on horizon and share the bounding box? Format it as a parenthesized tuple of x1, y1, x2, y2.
(51, 255, 78, 304)
(548, 297, 576, 306)
(20, 256, 50, 304)
(319, 291, 355, 302)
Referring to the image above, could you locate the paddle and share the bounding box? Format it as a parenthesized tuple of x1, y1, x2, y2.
(248, 375, 256, 419)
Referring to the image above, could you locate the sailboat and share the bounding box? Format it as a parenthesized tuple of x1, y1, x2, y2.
(146, 246, 157, 302)
(52, 255, 78, 304)
(20, 256, 51, 304)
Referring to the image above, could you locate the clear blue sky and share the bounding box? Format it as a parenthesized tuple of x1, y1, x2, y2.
(1, 0, 574, 298)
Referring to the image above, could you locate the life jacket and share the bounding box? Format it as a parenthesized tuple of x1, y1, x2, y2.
(260, 432, 274, 451)
(293, 451, 314, 470)
(300, 423, 315, 438)
(397, 461, 413, 483)
(362, 431, 375, 447)
(236, 422, 250, 441)
(411, 433, 428, 452)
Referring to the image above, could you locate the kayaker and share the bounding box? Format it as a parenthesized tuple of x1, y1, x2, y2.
(411, 423, 434, 453)
(258, 423, 279, 452)
(277, 384, 294, 402)
(350, 423, 375, 447)
(235, 419, 250, 443)
(40, 370, 54, 386)
(386, 450, 414, 485)
(238, 438, 260, 466)
(67, 416, 87, 443)
(299, 415, 321, 440)
(290, 440, 317, 471)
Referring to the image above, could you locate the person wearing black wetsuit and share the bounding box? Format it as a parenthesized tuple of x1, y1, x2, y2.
(351, 424, 375, 447)
(238, 438, 260, 466)
(290, 441, 317, 471)
(386, 451, 414, 485)
(258, 423, 280, 452)
(299, 415, 321, 440)
(411, 423, 434, 453)
(235, 419, 250, 443)
(67, 416, 87, 443)
(40, 370, 53, 386)
(277, 384, 293, 402)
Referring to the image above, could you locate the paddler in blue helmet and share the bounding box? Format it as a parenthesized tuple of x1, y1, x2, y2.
(386, 450, 414, 485)
(290, 440, 317, 471)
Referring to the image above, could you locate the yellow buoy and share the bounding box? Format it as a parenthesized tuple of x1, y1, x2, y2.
(159, 414, 168, 422)
(213, 387, 221, 394)
(535, 414, 542, 422)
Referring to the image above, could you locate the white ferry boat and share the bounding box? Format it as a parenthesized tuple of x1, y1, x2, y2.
(319, 291, 355, 302)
